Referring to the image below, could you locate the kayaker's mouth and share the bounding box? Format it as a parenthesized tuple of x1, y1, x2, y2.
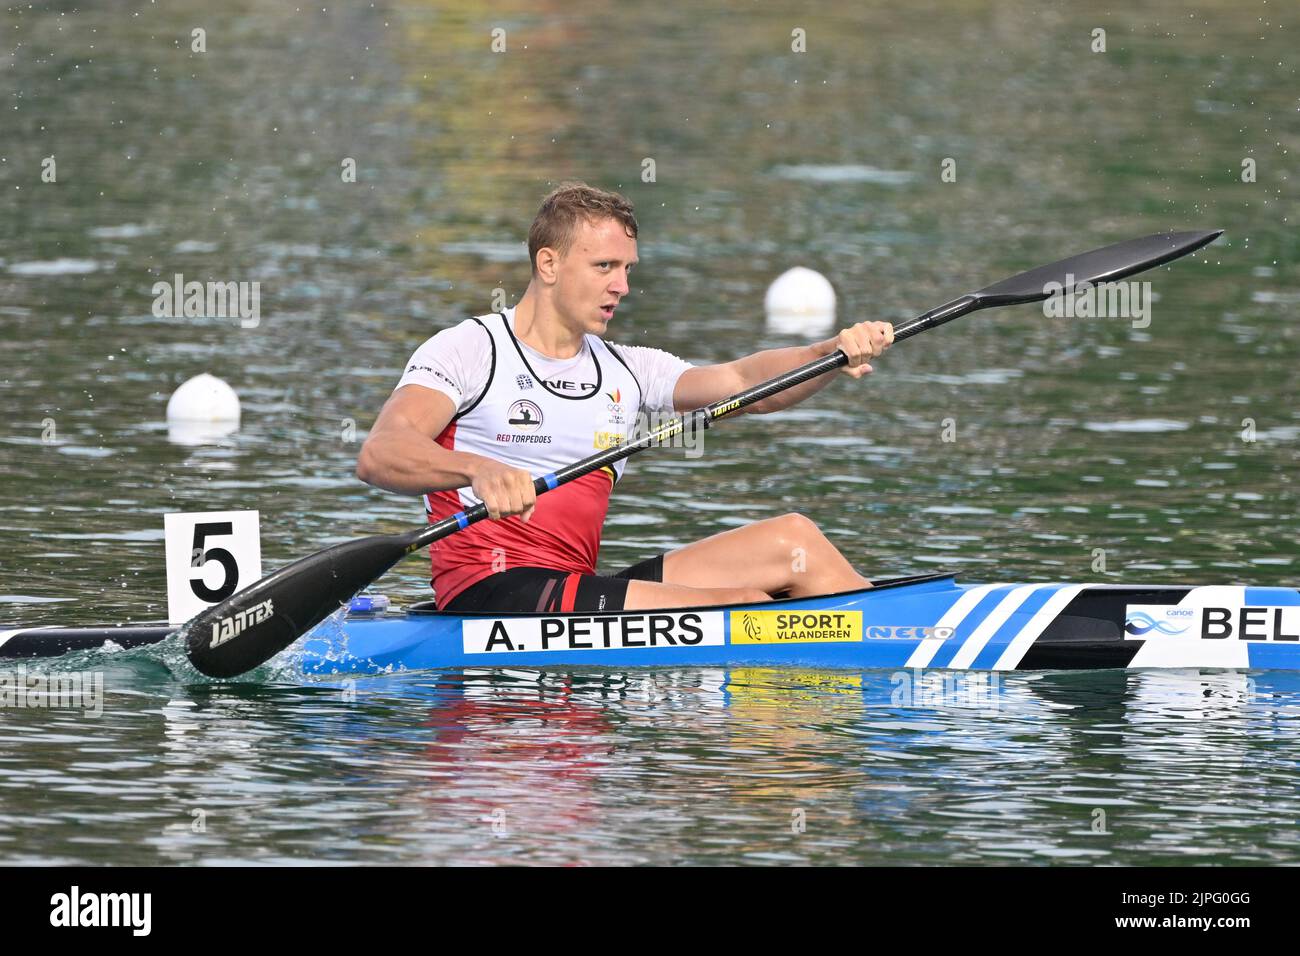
(599, 303, 617, 319)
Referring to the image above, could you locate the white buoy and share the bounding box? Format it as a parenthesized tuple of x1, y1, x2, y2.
(166, 373, 240, 445)
(764, 267, 836, 335)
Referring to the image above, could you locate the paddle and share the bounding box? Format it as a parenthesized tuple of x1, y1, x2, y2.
(186, 228, 1222, 677)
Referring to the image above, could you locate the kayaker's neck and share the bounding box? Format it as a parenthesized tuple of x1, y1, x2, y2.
(512, 284, 585, 359)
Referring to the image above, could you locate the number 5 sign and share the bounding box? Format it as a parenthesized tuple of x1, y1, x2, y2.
(164, 511, 263, 624)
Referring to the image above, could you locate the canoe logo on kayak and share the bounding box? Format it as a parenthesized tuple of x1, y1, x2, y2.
(1125, 604, 1300, 641)
(1124, 610, 1191, 637)
(207, 598, 274, 649)
(730, 611, 863, 645)
(462, 611, 726, 654)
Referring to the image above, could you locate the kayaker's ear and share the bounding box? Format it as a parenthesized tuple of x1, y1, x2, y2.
(534, 246, 561, 285)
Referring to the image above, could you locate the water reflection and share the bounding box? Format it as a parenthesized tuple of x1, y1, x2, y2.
(6, 660, 1296, 865)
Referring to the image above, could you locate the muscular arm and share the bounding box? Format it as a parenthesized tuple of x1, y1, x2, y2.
(672, 321, 893, 414)
(356, 385, 538, 520)
(355, 385, 481, 495)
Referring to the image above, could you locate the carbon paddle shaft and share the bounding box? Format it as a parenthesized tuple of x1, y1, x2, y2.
(186, 228, 1221, 677)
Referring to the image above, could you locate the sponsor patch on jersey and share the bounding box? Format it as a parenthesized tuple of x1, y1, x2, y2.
(593, 431, 624, 449)
(496, 434, 552, 443)
(1125, 604, 1300, 642)
(408, 365, 459, 390)
(463, 612, 726, 654)
(605, 390, 627, 424)
(507, 399, 543, 431)
(730, 610, 863, 644)
(545, 379, 597, 393)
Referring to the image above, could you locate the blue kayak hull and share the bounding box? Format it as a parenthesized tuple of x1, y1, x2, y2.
(296, 574, 1300, 675)
(6, 574, 1299, 674)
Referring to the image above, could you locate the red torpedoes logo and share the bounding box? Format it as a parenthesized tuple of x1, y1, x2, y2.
(507, 400, 544, 431)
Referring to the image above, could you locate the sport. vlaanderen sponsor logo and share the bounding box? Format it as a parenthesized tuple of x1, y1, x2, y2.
(730, 611, 863, 644)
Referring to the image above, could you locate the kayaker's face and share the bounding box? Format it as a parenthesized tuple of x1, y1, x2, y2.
(548, 216, 637, 336)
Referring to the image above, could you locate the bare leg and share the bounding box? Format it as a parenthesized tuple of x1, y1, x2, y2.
(622, 513, 871, 610)
(623, 580, 772, 610)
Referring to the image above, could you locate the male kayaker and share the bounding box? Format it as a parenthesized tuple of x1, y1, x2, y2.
(357, 182, 893, 613)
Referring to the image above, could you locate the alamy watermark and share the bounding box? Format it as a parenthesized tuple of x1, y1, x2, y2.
(890, 668, 1001, 714)
(152, 273, 261, 328)
(49, 886, 150, 936)
(620, 409, 707, 458)
(0, 666, 104, 717)
(1043, 276, 1152, 329)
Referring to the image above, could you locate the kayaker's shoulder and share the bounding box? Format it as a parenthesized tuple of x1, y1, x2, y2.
(403, 317, 497, 365)
(601, 338, 693, 369)
(398, 317, 497, 406)
(418, 314, 496, 346)
(598, 340, 695, 412)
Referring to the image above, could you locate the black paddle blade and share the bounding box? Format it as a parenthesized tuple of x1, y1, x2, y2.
(185, 533, 415, 678)
(895, 228, 1223, 341)
(974, 230, 1222, 306)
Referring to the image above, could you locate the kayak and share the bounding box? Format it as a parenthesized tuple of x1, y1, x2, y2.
(4, 572, 1299, 674)
(172, 230, 1228, 679)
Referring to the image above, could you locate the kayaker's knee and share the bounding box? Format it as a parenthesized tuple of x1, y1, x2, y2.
(773, 511, 820, 545)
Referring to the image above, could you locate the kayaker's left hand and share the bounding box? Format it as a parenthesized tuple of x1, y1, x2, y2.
(836, 320, 894, 378)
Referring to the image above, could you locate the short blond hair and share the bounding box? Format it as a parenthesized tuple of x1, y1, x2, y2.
(528, 182, 638, 272)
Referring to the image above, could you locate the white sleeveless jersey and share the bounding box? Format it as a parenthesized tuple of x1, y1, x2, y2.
(422, 311, 646, 605)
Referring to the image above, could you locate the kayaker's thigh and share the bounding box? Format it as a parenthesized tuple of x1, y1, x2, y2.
(623, 580, 771, 610)
(657, 513, 872, 598)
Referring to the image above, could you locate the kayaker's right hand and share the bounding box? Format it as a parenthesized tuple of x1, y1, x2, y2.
(470, 458, 537, 522)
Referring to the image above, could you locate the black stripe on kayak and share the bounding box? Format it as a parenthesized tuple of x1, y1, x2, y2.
(403, 571, 954, 615)
(1016, 586, 1193, 670)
